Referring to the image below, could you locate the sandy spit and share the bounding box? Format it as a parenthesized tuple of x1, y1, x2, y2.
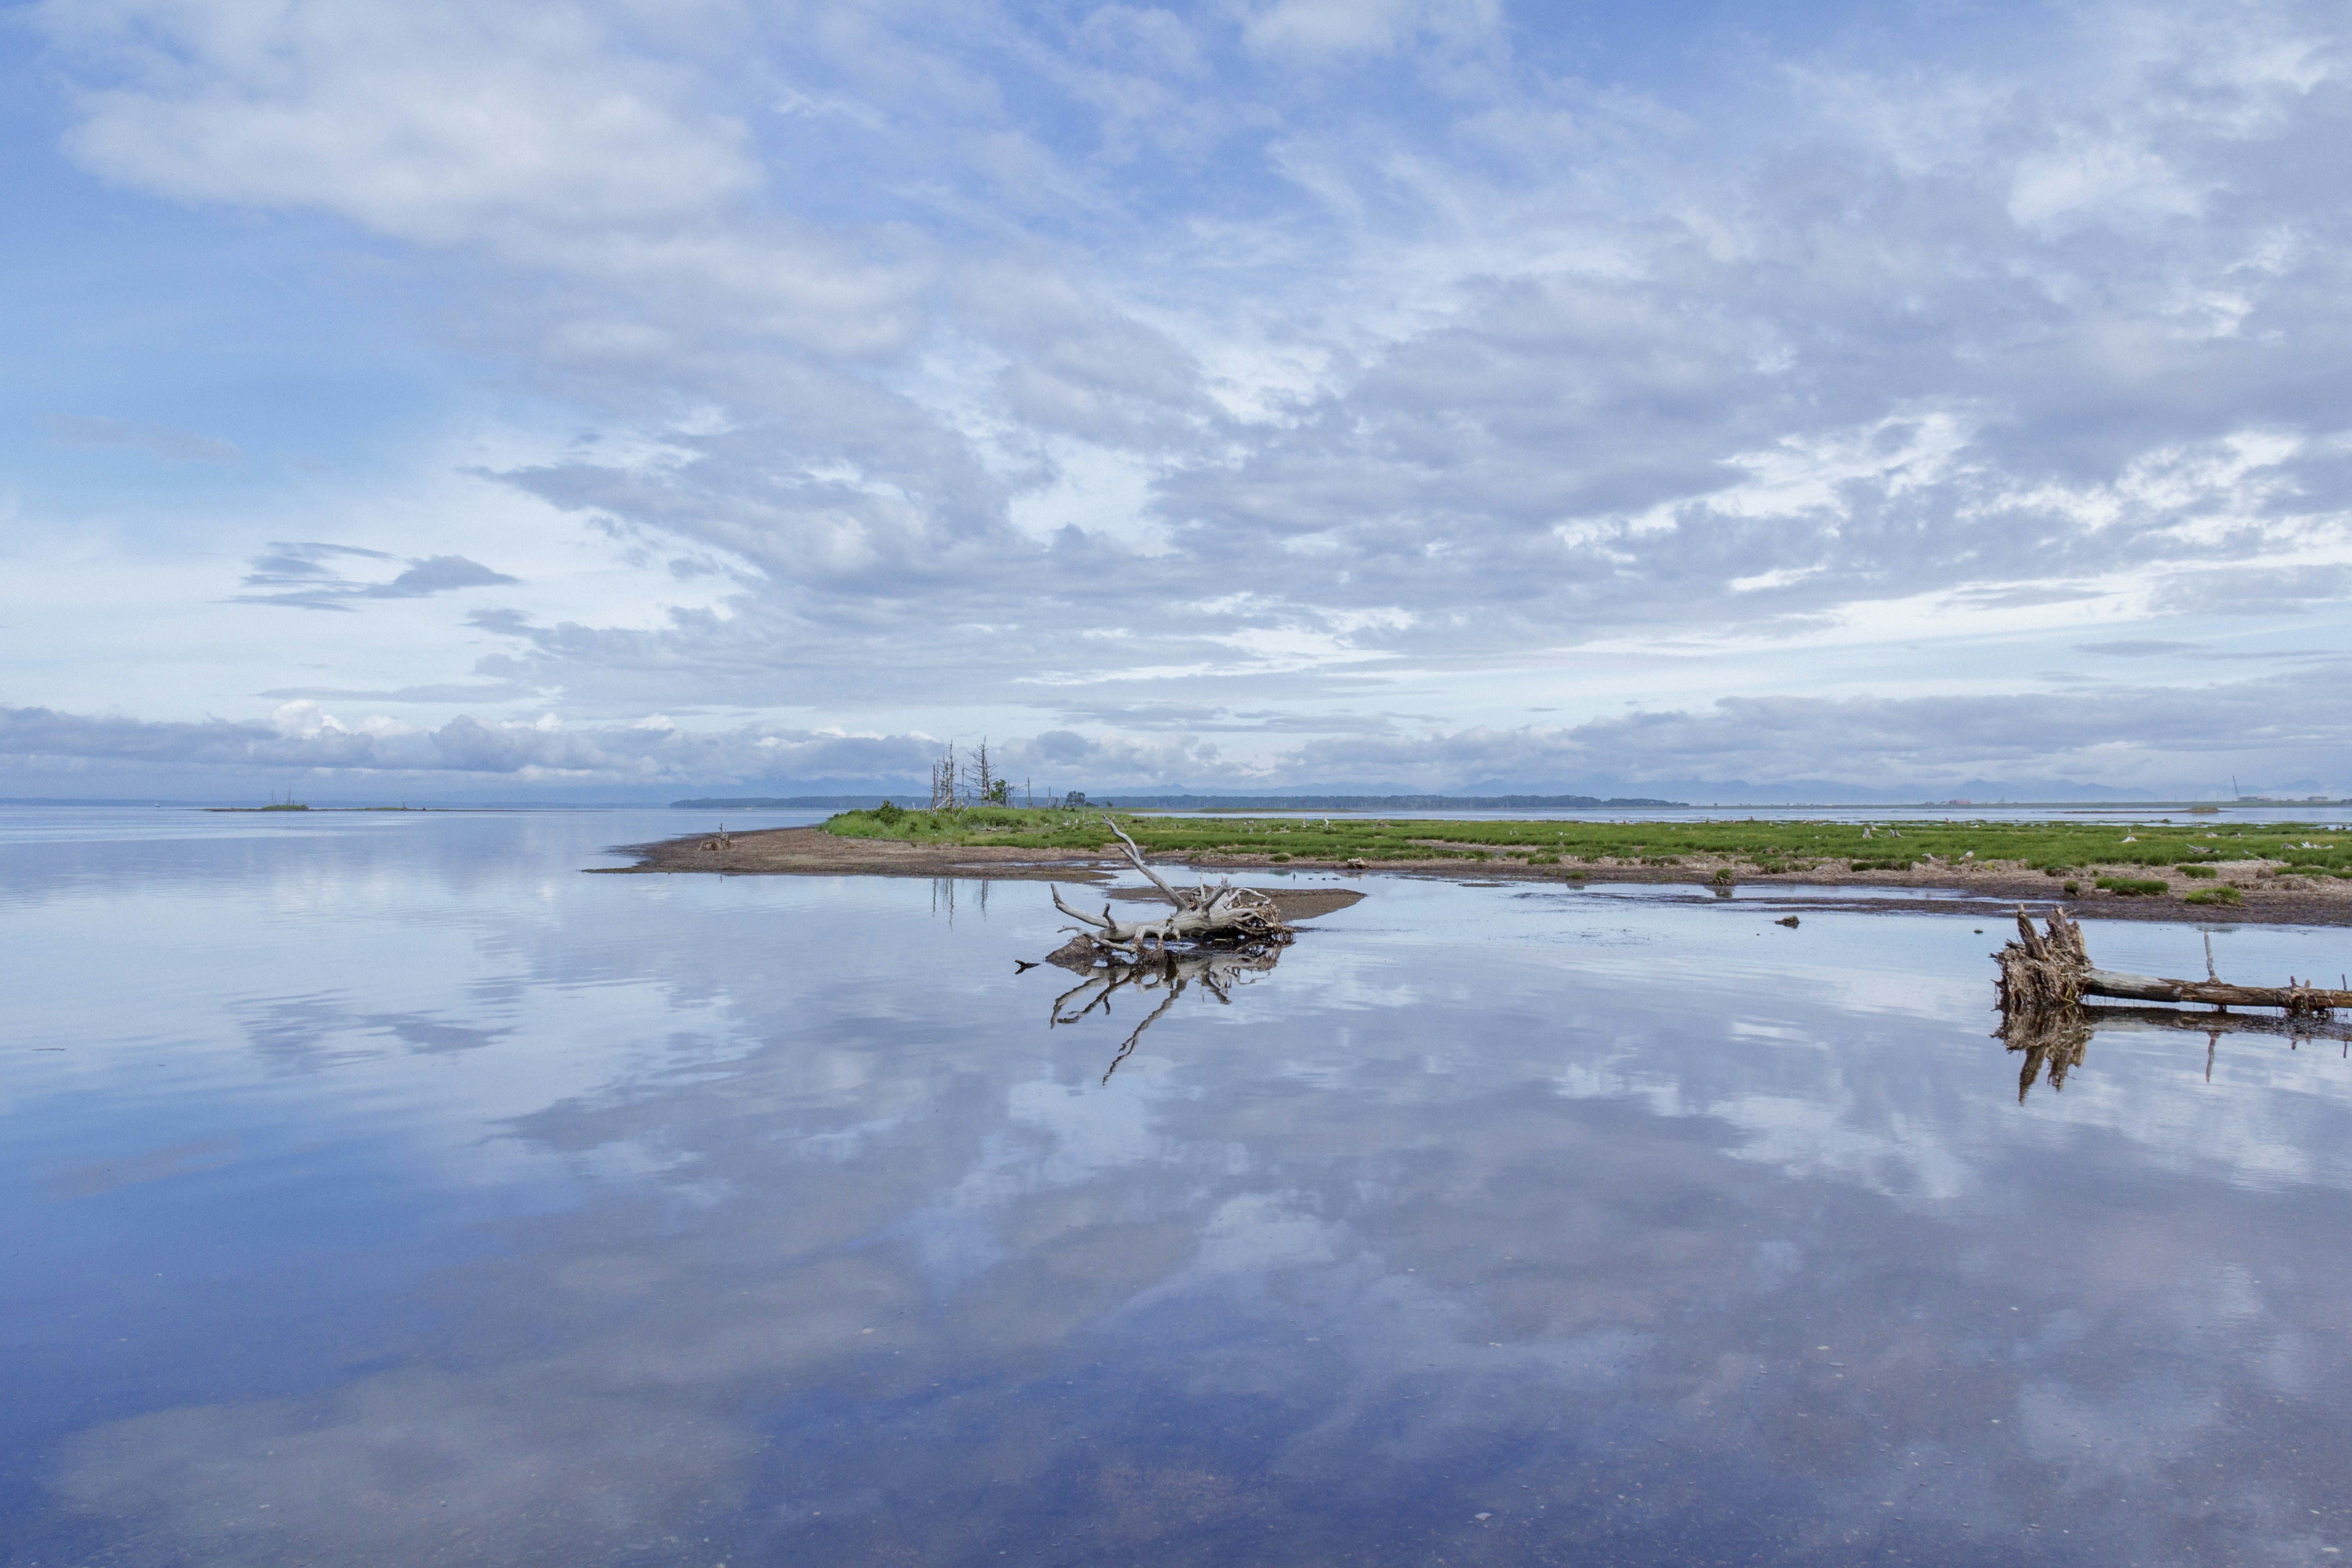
(594, 826, 2352, 927)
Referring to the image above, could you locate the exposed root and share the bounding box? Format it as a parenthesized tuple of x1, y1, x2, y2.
(1049, 815, 1296, 959)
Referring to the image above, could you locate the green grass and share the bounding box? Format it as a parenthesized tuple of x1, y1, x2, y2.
(2096, 877, 2171, 896)
(2184, 887, 2244, 907)
(816, 807, 2345, 875)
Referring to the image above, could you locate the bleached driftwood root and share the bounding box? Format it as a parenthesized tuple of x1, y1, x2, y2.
(1050, 817, 1294, 958)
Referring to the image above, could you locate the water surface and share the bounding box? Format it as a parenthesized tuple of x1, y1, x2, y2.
(6, 807, 2351, 1564)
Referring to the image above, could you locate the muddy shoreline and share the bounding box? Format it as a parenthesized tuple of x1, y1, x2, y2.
(596, 826, 2352, 927)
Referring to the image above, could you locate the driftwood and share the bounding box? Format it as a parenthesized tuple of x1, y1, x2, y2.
(1997, 905, 2352, 1100)
(1044, 942, 1281, 1083)
(1051, 818, 1294, 956)
(1996, 906, 2349, 1019)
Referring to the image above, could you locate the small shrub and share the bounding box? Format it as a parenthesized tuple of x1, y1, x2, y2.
(2096, 876, 2169, 896)
(875, 800, 904, 825)
(1712, 867, 1735, 884)
(1270, 852, 1291, 862)
(2176, 864, 2215, 879)
(2184, 887, 2243, 907)
(2063, 880, 2081, 894)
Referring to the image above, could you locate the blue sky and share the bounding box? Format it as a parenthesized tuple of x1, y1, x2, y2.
(3, 0, 2347, 801)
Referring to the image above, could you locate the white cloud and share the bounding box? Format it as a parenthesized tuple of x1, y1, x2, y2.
(14, 0, 2352, 793)
(48, 0, 759, 244)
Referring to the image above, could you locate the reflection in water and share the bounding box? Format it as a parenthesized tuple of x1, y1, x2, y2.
(1044, 943, 1281, 1082)
(2005, 1002, 2352, 1098)
(930, 876, 992, 922)
(17, 810, 2352, 1566)
(2002, 1005, 2096, 1100)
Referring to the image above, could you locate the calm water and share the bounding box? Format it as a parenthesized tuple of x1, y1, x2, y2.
(6, 807, 2352, 1565)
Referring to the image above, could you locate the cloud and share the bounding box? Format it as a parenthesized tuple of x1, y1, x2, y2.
(46, 0, 759, 247)
(256, 682, 544, 703)
(7, 666, 2348, 798)
(0, 703, 946, 791)
(2074, 640, 2209, 657)
(1273, 674, 2352, 794)
(16, 0, 2352, 786)
(231, 543, 519, 612)
(45, 415, 241, 464)
(1239, 0, 1496, 60)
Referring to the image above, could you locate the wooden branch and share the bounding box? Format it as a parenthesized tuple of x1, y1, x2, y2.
(1998, 904, 2345, 1021)
(1050, 884, 1109, 930)
(1103, 816, 1193, 909)
(2080, 969, 2352, 1011)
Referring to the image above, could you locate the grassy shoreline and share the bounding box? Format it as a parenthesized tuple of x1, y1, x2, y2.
(819, 805, 2348, 888)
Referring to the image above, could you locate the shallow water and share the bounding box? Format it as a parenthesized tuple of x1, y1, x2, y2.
(6, 807, 2352, 1565)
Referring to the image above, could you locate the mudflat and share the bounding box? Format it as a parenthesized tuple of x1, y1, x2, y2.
(598, 825, 2352, 925)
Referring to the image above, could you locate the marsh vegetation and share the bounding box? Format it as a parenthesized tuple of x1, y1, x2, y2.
(823, 806, 2352, 882)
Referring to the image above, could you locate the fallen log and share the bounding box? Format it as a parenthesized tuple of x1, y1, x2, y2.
(1051, 817, 1294, 956)
(1997, 906, 2349, 1020)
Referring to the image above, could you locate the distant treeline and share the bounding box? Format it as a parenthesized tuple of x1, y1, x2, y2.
(675, 792, 1689, 810)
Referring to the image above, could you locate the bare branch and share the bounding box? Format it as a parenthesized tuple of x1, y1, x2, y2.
(1103, 815, 1192, 909)
(1050, 885, 1108, 929)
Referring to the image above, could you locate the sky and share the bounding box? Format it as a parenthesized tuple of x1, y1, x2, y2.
(2, 0, 2348, 802)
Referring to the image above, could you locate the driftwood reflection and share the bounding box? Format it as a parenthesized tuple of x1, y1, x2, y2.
(2002, 1003, 2352, 1101)
(1043, 942, 1282, 1083)
(1996, 905, 2352, 1100)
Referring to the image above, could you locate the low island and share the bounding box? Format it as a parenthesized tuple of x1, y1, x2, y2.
(599, 806, 2352, 926)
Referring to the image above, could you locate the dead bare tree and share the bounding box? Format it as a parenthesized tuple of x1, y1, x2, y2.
(929, 744, 958, 810)
(1049, 817, 1294, 956)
